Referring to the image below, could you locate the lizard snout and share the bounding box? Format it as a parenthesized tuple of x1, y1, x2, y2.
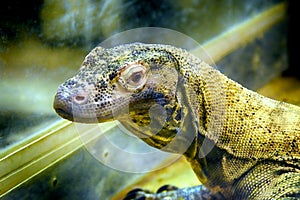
(53, 85, 94, 122)
(53, 87, 74, 121)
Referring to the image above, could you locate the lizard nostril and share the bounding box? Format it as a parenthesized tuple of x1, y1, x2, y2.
(73, 94, 88, 104)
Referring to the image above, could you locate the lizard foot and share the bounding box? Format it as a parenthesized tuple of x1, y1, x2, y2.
(123, 184, 178, 200)
(123, 185, 183, 200)
(123, 185, 218, 200)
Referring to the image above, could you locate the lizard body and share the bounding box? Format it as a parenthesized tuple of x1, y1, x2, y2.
(53, 43, 300, 199)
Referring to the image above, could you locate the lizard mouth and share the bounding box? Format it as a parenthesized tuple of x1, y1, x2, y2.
(55, 107, 74, 121)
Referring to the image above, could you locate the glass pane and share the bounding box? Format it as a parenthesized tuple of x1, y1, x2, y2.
(1, 1, 290, 200)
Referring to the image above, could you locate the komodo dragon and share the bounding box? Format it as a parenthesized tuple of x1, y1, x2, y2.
(53, 43, 300, 199)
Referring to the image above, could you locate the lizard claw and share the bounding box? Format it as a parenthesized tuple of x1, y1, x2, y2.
(123, 188, 153, 200)
(156, 184, 178, 193)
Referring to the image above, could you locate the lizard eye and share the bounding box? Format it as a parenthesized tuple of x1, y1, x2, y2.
(119, 64, 148, 91)
(129, 71, 143, 84)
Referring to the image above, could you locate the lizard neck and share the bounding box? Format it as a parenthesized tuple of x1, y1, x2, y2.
(183, 60, 300, 166)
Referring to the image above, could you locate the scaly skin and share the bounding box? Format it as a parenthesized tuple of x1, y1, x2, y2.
(53, 43, 300, 199)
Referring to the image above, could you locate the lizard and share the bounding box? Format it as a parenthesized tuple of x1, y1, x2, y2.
(53, 43, 300, 199)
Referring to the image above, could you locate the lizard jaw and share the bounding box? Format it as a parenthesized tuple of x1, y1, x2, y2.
(54, 104, 115, 124)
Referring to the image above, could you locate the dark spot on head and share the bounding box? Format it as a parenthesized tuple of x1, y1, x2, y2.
(66, 79, 76, 86)
(109, 72, 116, 81)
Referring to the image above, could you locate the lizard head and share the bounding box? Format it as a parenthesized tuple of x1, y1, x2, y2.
(54, 43, 197, 153)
